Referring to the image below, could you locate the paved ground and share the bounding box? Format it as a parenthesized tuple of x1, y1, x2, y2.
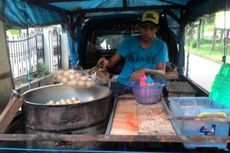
(185, 53, 221, 92)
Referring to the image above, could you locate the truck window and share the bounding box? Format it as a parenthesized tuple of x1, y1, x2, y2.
(185, 11, 230, 92)
(95, 34, 125, 50)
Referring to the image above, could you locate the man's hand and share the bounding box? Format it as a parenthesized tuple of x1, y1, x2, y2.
(130, 68, 146, 81)
(97, 53, 121, 70)
(97, 57, 109, 70)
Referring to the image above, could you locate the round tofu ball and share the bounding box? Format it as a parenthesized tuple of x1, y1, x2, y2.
(62, 77, 68, 84)
(57, 70, 64, 75)
(66, 99, 72, 104)
(78, 80, 86, 87)
(68, 69, 75, 74)
(55, 101, 61, 105)
(72, 100, 80, 104)
(86, 80, 96, 88)
(47, 100, 55, 105)
(71, 97, 78, 101)
(60, 99, 66, 105)
(80, 75, 88, 81)
(63, 71, 69, 76)
(56, 75, 63, 81)
(68, 74, 75, 80)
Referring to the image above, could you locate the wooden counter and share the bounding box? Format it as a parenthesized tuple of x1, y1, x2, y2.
(110, 96, 176, 136)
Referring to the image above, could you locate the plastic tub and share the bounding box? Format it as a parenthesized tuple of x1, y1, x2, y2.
(132, 80, 165, 104)
(168, 97, 230, 150)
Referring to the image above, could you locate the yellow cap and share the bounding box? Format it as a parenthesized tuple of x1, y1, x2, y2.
(141, 11, 159, 25)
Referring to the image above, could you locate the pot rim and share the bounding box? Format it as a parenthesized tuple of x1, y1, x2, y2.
(21, 84, 112, 106)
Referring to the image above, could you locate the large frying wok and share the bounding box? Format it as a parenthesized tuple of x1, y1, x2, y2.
(22, 84, 112, 132)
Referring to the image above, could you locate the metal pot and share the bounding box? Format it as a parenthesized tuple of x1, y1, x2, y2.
(22, 84, 112, 133)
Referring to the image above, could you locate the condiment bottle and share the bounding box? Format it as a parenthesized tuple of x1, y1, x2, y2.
(140, 75, 147, 86)
(146, 75, 154, 86)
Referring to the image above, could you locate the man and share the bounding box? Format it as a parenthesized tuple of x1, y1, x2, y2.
(98, 10, 169, 96)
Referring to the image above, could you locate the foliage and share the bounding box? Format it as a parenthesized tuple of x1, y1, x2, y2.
(8, 29, 21, 35)
(185, 38, 230, 63)
(36, 62, 49, 77)
(204, 14, 215, 24)
(185, 16, 230, 63)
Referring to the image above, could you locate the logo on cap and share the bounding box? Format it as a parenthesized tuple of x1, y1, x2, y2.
(145, 13, 156, 20)
(141, 11, 159, 25)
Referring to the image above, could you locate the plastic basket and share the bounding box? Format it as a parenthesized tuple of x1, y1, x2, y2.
(132, 80, 164, 104)
(209, 75, 230, 107)
(217, 63, 230, 77)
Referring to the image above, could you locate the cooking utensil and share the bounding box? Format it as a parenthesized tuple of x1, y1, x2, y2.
(87, 64, 102, 75)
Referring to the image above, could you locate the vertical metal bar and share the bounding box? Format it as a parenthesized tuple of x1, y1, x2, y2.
(26, 28, 32, 88)
(17, 36, 20, 78)
(16, 37, 20, 78)
(178, 8, 185, 76)
(123, 0, 127, 8)
(28, 33, 33, 74)
(34, 34, 36, 73)
(20, 33, 25, 76)
(15, 39, 19, 78)
(18, 38, 22, 78)
(42, 33, 45, 62)
(58, 33, 62, 68)
(222, 0, 228, 64)
(13, 38, 17, 78)
(13, 40, 16, 78)
(35, 32, 38, 69)
(9, 40, 15, 78)
(23, 33, 27, 77)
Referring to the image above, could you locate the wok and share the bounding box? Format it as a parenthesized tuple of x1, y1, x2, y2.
(22, 84, 112, 132)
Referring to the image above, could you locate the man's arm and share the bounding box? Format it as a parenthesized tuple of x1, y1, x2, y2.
(130, 62, 166, 81)
(98, 52, 122, 69)
(107, 53, 121, 68)
(145, 62, 166, 76)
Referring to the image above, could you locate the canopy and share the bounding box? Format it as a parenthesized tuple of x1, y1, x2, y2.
(1, 0, 229, 28)
(0, 0, 229, 75)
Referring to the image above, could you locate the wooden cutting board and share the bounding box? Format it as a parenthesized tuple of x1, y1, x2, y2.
(110, 97, 176, 136)
(138, 103, 175, 135)
(110, 99, 138, 135)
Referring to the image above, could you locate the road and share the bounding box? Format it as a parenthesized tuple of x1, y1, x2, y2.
(185, 53, 221, 92)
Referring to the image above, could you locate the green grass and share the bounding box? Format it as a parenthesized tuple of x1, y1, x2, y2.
(185, 38, 230, 63)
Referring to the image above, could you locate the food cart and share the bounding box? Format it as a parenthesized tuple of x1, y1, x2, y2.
(0, 0, 230, 152)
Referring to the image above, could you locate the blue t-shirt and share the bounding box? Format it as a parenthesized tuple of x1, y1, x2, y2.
(117, 36, 169, 85)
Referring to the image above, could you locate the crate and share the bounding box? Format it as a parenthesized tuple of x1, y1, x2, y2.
(209, 75, 230, 107)
(166, 81, 196, 97)
(168, 97, 230, 149)
(217, 63, 230, 77)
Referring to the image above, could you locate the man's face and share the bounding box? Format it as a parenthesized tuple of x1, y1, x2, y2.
(139, 24, 158, 42)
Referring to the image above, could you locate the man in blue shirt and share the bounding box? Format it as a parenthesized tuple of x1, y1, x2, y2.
(98, 10, 169, 96)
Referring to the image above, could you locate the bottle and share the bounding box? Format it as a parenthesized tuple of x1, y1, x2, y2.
(146, 75, 154, 86)
(140, 75, 147, 86)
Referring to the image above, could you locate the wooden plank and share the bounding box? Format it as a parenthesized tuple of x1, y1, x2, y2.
(138, 102, 176, 135)
(0, 96, 23, 133)
(0, 133, 183, 142)
(110, 99, 138, 135)
(1, 133, 230, 143)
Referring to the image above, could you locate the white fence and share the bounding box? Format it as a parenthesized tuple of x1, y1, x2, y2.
(7, 27, 64, 79)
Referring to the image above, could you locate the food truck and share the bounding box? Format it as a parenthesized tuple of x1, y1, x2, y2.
(0, 0, 230, 152)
